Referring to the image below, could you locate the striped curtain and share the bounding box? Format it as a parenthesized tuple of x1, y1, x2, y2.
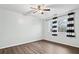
(51, 17, 58, 36)
(66, 12, 75, 37)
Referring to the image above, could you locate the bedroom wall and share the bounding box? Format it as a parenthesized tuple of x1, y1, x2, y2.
(43, 9, 79, 48)
(0, 8, 42, 49)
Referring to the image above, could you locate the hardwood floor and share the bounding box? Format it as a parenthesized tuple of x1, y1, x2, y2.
(0, 40, 79, 54)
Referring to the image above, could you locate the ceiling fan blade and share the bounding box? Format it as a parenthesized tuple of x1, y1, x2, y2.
(33, 10, 38, 13)
(43, 9, 50, 11)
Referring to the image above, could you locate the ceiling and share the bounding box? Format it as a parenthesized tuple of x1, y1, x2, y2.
(0, 4, 79, 19)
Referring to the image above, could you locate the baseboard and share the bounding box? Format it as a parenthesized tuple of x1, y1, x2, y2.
(0, 38, 42, 49)
(42, 39, 79, 48)
(0, 38, 79, 49)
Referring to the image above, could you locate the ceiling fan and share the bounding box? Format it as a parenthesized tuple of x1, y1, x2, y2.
(30, 4, 50, 14)
(23, 4, 51, 15)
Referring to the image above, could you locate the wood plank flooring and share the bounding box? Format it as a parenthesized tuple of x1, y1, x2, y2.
(0, 40, 79, 54)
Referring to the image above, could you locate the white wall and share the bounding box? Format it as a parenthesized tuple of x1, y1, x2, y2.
(0, 8, 42, 49)
(43, 9, 79, 48)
